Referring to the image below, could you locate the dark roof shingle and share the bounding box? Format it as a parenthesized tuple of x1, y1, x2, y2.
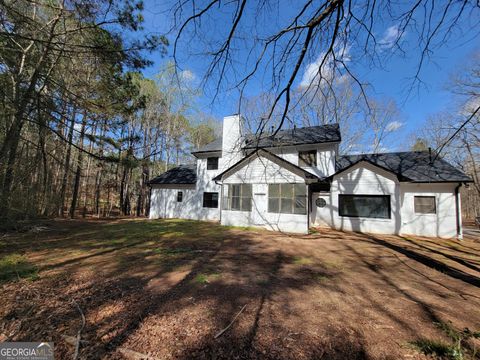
(244, 123, 341, 149)
(192, 123, 341, 154)
(149, 165, 197, 185)
(335, 151, 472, 183)
(192, 138, 222, 154)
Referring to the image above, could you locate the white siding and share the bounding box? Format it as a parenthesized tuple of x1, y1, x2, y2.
(221, 183, 308, 234)
(400, 183, 458, 238)
(269, 143, 336, 178)
(329, 162, 401, 234)
(149, 184, 220, 221)
(222, 155, 305, 184)
(312, 161, 461, 238)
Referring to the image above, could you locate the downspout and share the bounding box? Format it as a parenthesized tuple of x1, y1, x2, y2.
(215, 180, 223, 223)
(307, 183, 311, 233)
(455, 182, 463, 241)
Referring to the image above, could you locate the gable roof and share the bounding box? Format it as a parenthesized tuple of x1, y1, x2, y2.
(191, 123, 341, 155)
(244, 123, 341, 149)
(334, 151, 472, 183)
(213, 149, 321, 183)
(149, 164, 197, 185)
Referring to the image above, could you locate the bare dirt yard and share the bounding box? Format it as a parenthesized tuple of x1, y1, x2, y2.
(1, 219, 479, 359)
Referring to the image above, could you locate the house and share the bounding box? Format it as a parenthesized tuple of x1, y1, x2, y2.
(149, 115, 472, 238)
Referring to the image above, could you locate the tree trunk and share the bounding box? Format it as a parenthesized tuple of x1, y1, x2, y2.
(58, 109, 76, 217)
(69, 115, 87, 219)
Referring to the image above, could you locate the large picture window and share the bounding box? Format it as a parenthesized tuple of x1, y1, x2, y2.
(339, 195, 390, 219)
(414, 196, 436, 214)
(298, 150, 317, 167)
(207, 157, 219, 170)
(268, 184, 306, 215)
(203, 192, 218, 208)
(223, 184, 252, 211)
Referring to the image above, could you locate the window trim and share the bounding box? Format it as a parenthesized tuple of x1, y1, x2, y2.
(202, 192, 219, 208)
(223, 184, 252, 212)
(414, 196, 436, 214)
(268, 183, 307, 215)
(177, 191, 183, 203)
(207, 157, 219, 170)
(338, 194, 391, 219)
(298, 150, 317, 167)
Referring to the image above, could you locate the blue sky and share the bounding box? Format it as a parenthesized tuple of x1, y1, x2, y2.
(137, 1, 479, 140)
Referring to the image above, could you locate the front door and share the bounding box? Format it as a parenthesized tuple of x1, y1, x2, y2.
(252, 187, 268, 226)
(311, 192, 332, 227)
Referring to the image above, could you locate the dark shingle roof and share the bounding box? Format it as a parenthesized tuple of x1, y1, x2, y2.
(149, 165, 197, 185)
(244, 123, 341, 149)
(335, 151, 472, 183)
(192, 138, 222, 154)
(192, 124, 341, 154)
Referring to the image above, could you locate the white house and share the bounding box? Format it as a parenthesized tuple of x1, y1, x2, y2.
(149, 115, 472, 238)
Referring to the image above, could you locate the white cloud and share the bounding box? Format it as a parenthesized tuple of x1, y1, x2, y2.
(385, 120, 403, 132)
(180, 69, 195, 81)
(379, 24, 405, 49)
(299, 46, 350, 88)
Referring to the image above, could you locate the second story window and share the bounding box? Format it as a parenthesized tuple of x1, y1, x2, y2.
(299, 150, 317, 167)
(207, 157, 219, 170)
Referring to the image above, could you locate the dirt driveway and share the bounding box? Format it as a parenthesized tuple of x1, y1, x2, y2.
(1, 219, 479, 359)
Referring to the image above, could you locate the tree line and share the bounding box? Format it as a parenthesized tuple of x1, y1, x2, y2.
(0, 0, 216, 225)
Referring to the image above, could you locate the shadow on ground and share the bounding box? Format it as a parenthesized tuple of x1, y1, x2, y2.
(1, 219, 479, 359)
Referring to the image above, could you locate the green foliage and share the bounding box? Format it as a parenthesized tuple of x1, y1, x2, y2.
(409, 339, 463, 360)
(411, 138, 429, 151)
(0, 254, 38, 283)
(409, 321, 480, 360)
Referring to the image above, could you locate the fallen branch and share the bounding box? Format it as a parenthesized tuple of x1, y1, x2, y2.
(72, 300, 85, 360)
(214, 304, 247, 339)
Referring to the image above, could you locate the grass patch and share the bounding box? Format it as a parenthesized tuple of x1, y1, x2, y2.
(194, 272, 221, 284)
(0, 254, 38, 282)
(409, 321, 480, 360)
(312, 273, 330, 282)
(408, 339, 463, 360)
(293, 256, 313, 265)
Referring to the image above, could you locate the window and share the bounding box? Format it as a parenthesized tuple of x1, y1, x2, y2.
(299, 150, 317, 167)
(339, 195, 390, 219)
(207, 157, 219, 170)
(268, 184, 306, 215)
(177, 191, 183, 202)
(414, 196, 436, 214)
(223, 184, 252, 211)
(203, 192, 218, 208)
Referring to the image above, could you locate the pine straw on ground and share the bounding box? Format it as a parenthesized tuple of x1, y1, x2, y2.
(1, 218, 479, 359)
